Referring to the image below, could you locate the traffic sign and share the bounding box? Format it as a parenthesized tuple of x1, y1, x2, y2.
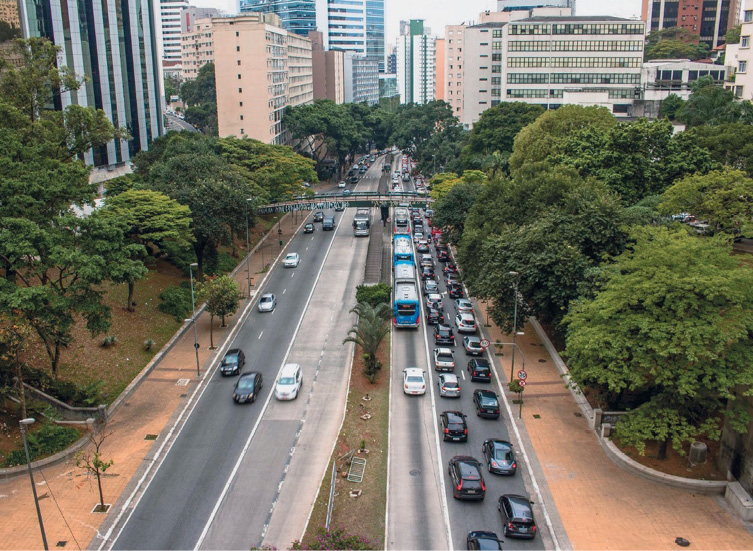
(517, 370, 527, 381)
(480, 339, 490, 348)
(519, 380, 526, 387)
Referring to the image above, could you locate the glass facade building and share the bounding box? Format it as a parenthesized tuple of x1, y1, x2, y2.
(365, 0, 384, 72)
(239, 0, 317, 36)
(18, 0, 164, 167)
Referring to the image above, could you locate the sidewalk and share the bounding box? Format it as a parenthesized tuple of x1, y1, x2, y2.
(476, 302, 753, 550)
(0, 213, 304, 551)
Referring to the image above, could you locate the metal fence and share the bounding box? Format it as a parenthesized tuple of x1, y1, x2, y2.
(325, 461, 337, 531)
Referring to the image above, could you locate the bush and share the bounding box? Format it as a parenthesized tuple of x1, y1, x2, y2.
(144, 338, 156, 351)
(158, 284, 193, 322)
(292, 527, 378, 550)
(204, 251, 238, 276)
(100, 335, 118, 347)
(160, 240, 197, 276)
(20, 366, 107, 407)
(355, 283, 391, 308)
(4, 423, 81, 467)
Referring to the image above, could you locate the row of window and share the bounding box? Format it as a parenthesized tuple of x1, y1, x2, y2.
(506, 73, 640, 85)
(656, 69, 725, 81)
(507, 56, 642, 68)
(509, 23, 644, 36)
(509, 40, 643, 52)
(504, 87, 638, 99)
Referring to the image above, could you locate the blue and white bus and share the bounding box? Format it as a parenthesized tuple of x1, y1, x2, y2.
(393, 280, 420, 328)
(393, 238, 414, 264)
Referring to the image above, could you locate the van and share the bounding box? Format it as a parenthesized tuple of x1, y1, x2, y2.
(322, 216, 335, 231)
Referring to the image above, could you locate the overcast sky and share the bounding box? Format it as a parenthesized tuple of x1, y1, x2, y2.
(189, 0, 643, 42)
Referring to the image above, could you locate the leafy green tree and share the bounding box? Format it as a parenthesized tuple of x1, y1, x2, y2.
(355, 283, 391, 308)
(726, 25, 742, 44)
(102, 189, 193, 310)
(0, 21, 21, 42)
(659, 168, 753, 237)
(197, 275, 241, 349)
(164, 74, 180, 101)
(184, 102, 218, 136)
(508, 104, 616, 175)
(564, 227, 753, 458)
(644, 28, 709, 61)
(677, 76, 744, 126)
(180, 63, 216, 106)
(686, 122, 753, 177)
(659, 93, 685, 120)
(413, 123, 466, 176)
(432, 180, 484, 243)
(343, 302, 390, 383)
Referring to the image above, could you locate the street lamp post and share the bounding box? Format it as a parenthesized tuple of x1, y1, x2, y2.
(20, 418, 48, 551)
(509, 271, 520, 384)
(189, 262, 200, 377)
(245, 199, 253, 299)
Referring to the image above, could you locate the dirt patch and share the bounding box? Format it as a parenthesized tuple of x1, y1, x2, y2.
(615, 435, 727, 481)
(302, 336, 390, 549)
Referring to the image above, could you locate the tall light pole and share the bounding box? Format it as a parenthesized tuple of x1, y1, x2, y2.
(20, 418, 48, 551)
(189, 262, 200, 377)
(509, 271, 520, 384)
(245, 198, 253, 299)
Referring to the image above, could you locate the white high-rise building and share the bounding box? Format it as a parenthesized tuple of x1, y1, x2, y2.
(397, 19, 436, 104)
(160, 0, 189, 63)
(316, 0, 367, 55)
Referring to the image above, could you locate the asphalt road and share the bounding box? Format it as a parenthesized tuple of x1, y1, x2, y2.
(111, 161, 382, 550)
(165, 112, 199, 133)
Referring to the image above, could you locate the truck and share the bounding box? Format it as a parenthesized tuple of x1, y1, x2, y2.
(353, 208, 371, 237)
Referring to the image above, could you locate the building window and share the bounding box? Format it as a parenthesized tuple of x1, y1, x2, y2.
(740, 61, 748, 73)
(237, 46, 240, 52)
(238, 74, 242, 79)
(743, 36, 750, 48)
(236, 31, 239, 37)
(745, 10, 753, 22)
(240, 115, 244, 120)
(237, 60, 241, 65)
(240, 102, 243, 106)
(239, 88, 243, 93)
(241, 128, 244, 134)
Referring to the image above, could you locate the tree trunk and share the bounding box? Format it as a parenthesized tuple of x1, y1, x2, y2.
(657, 438, 669, 460)
(96, 467, 105, 508)
(209, 314, 214, 349)
(221, 314, 226, 328)
(51, 342, 61, 377)
(127, 280, 135, 312)
(15, 359, 27, 420)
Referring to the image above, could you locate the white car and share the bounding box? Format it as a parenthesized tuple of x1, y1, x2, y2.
(274, 363, 302, 400)
(283, 252, 300, 268)
(455, 313, 477, 333)
(338, 181, 347, 188)
(437, 373, 461, 398)
(403, 367, 426, 395)
(258, 293, 276, 312)
(434, 347, 455, 371)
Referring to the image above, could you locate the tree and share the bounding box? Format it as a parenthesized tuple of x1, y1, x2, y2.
(343, 302, 391, 383)
(197, 275, 241, 349)
(164, 74, 180, 101)
(686, 122, 753, 177)
(677, 76, 744, 126)
(180, 63, 216, 106)
(0, 314, 31, 419)
(0, 21, 21, 43)
(75, 419, 114, 512)
(102, 189, 193, 310)
(659, 168, 753, 237)
(355, 283, 391, 308)
(431, 180, 484, 243)
(184, 102, 218, 136)
(644, 28, 709, 61)
(659, 93, 685, 121)
(564, 227, 753, 458)
(508, 104, 616, 175)
(726, 25, 742, 45)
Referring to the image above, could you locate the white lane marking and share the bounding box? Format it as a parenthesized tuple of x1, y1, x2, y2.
(195, 204, 344, 551)
(291, 273, 295, 278)
(282, 289, 286, 295)
(258, 332, 264, 340)
(306, 247, 309, 251)
(461, 371, 465, 380)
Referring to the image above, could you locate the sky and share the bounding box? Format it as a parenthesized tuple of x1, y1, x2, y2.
(189, 0, 643, 43)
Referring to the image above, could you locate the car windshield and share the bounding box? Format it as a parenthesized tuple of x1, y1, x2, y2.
(278, 377, 296, 385)
(237, 378, 255, 390)
(261, 297, 272, 303)
(286, 254, 296, 260)
(477, 538, 501, 550)
(443, 381, 458, 388)
(494, 447, 513, 460)
(222, 354, 238, 364)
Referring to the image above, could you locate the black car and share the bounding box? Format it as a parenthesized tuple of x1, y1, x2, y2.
(219, 348, 245, 375)
(313, 211, 324, 222)
(437, 250, 450, 262)
(440, 411, 468, 442)
(426, 308, 445, 325)
(303, 223, 315, 234)
(443, 263, 458, 275)
(468, 358, 492, 382)
(434, 324, 456, 346)
(498, 494, 537, 539)
(466, 531, 503, 550)
(448, 283, 465, 299)
(421, 266, 435, 280)
(482, 439, 517, 475)
(349, 175, 359, 184)
(473, 389, 501, 419)
(448, 456, 486, 500)
(233, 372, 263, 403)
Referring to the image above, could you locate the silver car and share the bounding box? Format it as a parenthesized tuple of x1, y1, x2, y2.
(455, 298, 473, 314)
(437, 373, 461, 398)
(258, 293, 276, 312)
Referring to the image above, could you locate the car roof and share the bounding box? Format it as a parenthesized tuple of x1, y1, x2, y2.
(472, 358, 490, 367)
(459, 313, 475, 320)
(225, 348, 241, 355)
(261, 293, 274, 299)
(280, 363, 300, 376)
(505, 494, 534, 518)
(436, 347, 453, 355)
(239, 371, 259, 380)
(404, 367, 423, 376)
(475, 389, 497, 398)
(444, 411, 464, 422)
(286, 252, 298, 257)
(465, 335, 481, 342)
(440, 373, 458, 383)
(489, 439, 513, 449)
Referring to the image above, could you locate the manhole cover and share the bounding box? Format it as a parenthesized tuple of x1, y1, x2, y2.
(176, 378, 190, 386)
(144, 434, 158, 441)
(538, 359, 547, 363)
(675, 537, 690, 547)
(409, 470, 421, 476)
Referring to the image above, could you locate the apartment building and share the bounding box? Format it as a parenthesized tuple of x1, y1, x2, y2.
(461, 23, 506, 127)
(397, 19, 436, 104)
(214, 14, 313, 144)
(160, 0, 189, 63)
(310, 30, 345, 103)
(504, 16, 645, 117)
(181, 18, 214, 80)
(344, 51, 379, 105)
(445, 24, 468, 118)
(0, 0, 19, 28)
(435, 38, 446, 100)
(725, 0, 753, 99)
(642, 0, 739, 48)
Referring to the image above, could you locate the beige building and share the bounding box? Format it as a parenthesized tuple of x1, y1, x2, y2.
(444, 25, 467, 119)
(181, 17, 214, 80)
(0, 0, 20, 29)
(309, 30, 345, 103)
(214, 14, 313, 144)
(726, 0, 753, 100)
(435, 38, 445, 100)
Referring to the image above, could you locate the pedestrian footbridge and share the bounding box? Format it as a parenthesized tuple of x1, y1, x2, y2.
(255, 191, 433, 214)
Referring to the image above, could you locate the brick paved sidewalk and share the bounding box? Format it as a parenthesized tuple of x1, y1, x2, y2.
(0, 212, 305, 551)
(476, 302, 753, 550)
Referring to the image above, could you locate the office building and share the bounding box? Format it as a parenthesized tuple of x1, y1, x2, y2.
(397, 19, 436, 104)
(160, 0, 189, 63)
(17, 0, 163, 167)
(365, 0, 385, 71)
(725, 0, 753, 99)
(504, 16, 645, 116)
(0, 0, 19, 28)
(386, 47, 397, 73)
(344, 51, 379, 104)
(379, 73, 398, 98)
(214, 14, 313, 144)
(498, 0, 573, 10)
(435, 38, 445, 100)
(317, 0, 366, 54)
(642, 0, 740, 48)
(239, 0, 317, 36)
(182, 6, 221, 33)
(310, 30, 345, 103)
(181, 17, 215, 80)
(461, 22, 504, 128)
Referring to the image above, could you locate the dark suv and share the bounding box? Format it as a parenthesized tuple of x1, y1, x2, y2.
(468, 358, 492, 382)
(313, 211, 324, 222)
(219, 348, 245, 376)
(448, 456, 486, 500)
(498, 494, 537, 539)
(440, 411, 468, 442)
(434, 324, 456, 346)
(473, 389, 500, 419)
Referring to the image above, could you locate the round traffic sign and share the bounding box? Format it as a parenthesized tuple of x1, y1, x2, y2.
(519, 380, 526, 387)
(517, 370, 527, 381)
(480, 339, 490, 348)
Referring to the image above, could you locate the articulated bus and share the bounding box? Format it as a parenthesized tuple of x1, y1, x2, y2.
(393, 280, 420, 328)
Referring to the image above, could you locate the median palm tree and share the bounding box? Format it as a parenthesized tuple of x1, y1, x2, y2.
(343, 302, 391, 383)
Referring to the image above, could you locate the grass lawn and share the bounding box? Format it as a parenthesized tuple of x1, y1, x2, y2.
(301, 336, 390, 548)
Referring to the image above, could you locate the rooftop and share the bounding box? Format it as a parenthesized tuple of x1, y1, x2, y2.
(514, 15, 641, 23)
(467, 22, 507, 29)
